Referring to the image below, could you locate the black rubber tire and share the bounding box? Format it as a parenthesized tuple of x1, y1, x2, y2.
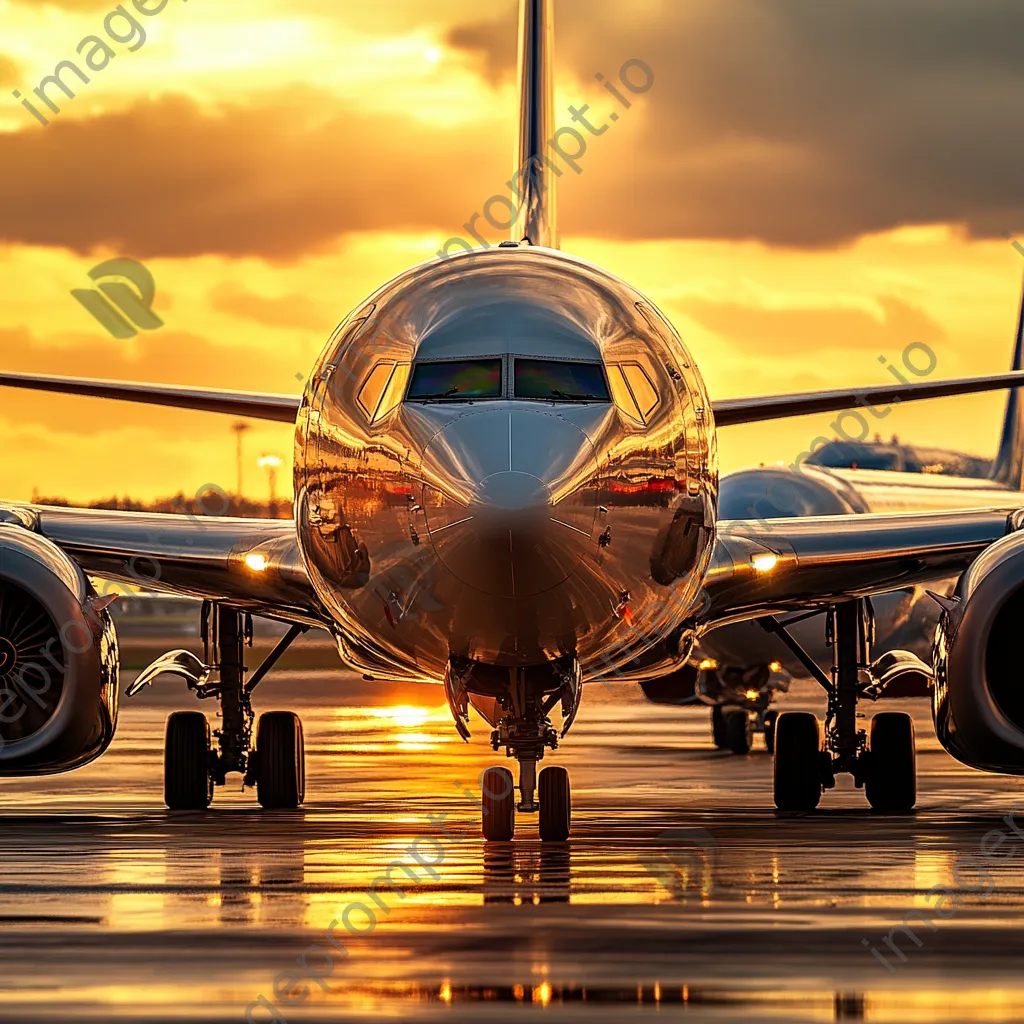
(865, 712, 916, 812)
(763, 709, 778, 754)
(482, 766, 515, 841)
(773, 711, 822, 811)
(256, 711, 305, 809)
(711, 704, 729, 749)
(723, 707, 753, 755)
(538, 765, 571, 841)
(164, 711, 212, 810)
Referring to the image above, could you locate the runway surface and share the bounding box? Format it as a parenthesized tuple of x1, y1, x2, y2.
(3, 668, 1024, 1023)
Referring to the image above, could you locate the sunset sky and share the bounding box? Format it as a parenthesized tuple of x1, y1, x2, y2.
(2, 0, 1023, 503)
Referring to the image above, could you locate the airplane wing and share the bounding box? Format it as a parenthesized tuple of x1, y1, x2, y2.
(698, 505, 1017, 629)
(2, 503, 328, 627)
(4, 368, 1024, 427)
(0, 371, 300, 422)
(711, 371, 1024, 426)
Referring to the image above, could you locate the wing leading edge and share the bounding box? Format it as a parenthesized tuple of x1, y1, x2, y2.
(700, 505, 1020, 629)
(0, 371, 300, 422)
(4, 504, 328, 627)
(712, 371, 1024, 426)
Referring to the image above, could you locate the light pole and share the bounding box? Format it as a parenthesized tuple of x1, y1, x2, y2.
(232, 422, 251, 499)
(258, 454, 282, 517)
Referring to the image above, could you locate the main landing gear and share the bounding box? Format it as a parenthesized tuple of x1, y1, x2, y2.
(128, 602, 309, 810)
(447, 658, 579, 841)
(759, 600, 916, 813)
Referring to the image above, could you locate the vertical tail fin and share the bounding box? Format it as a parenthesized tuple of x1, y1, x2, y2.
(990, 274, 1024, 488)
(511, 0, 559, 249)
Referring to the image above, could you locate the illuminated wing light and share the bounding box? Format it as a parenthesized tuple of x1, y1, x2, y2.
(698, 658, 718, 671)
(244, 553, 269, 572)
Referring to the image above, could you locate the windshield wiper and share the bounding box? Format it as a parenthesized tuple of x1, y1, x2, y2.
(551, 389, 601, 402)
(411, 387, 462, 402)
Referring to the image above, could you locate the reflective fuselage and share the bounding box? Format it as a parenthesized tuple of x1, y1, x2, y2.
(294, 247, 717, 683)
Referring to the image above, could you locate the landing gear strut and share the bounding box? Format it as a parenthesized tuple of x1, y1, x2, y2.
(477, 659, 579, 841)
(760, 600, 916, 813)
(149, 602, 308, 810)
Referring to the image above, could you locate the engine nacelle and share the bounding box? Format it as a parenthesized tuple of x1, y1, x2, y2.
(0, 512, 119, 774)
(933, 527, 1024, 774)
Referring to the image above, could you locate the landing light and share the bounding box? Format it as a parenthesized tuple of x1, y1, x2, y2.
(769, 661, 781, 673)
(698, 658, 718, 671)
(244, 553, 269, 572)
(751, 552, 778, 573)
(745, 689, 760, 701)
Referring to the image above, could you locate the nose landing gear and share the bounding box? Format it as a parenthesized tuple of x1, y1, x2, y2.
(476, 660, 579, 841)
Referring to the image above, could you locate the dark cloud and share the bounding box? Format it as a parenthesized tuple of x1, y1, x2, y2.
(3, 0, 1022, 257)
(445, 19, 516, 84)
(449, 0, 1024, 247)
(0, 92, 507, 259)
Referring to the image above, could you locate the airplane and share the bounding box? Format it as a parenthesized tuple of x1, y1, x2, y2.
(640, 282, 1024, 756)
(3, 0, 1024, 839)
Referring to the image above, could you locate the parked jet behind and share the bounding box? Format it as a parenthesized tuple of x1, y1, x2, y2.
(646, 283, 1024, 757)
(4, 0, 1024, 837)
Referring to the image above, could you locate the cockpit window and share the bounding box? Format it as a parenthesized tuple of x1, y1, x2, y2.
(607, 362, 660, 424)
(357, 362, 396, 419)
(406, 358, 502, 401)
(513, 359, 610, 402)
(622, 364, 659, 419)
(376, 362, 409, 419)
(357, 361, 411, 422)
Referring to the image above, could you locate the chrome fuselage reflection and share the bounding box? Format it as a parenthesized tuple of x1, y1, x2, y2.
(295, 247, 716, 682)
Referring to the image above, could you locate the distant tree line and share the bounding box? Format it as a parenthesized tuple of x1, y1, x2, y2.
(30, 489, 292, 519)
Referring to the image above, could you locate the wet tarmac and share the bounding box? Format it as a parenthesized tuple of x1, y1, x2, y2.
(2, 670, 1024, 1022)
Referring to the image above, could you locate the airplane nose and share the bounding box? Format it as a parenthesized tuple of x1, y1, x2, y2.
(472, 472, 551, 527)
(421, 410, 598, 598)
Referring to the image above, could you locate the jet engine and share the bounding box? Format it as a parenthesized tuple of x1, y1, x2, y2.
(933, 524, 1024, 773)
(0, 510, 119, 774)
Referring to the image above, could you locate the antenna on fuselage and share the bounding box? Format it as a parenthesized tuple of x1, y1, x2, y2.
(990, 272, 1024, 489)
(511, 0, 559, 249)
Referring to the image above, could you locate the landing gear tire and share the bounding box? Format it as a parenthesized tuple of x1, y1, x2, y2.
(763, 709, 778, 754)
(482, 766, 515, 841)
(773, 712, 822, 812)
(164, 711, 213, 810)
(255, 711, 305, 809)
(711, 704, 729, 749)
(865, 712, 916, 813)
(538, 765, 571, 842)
(723, 707, 753, 755)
